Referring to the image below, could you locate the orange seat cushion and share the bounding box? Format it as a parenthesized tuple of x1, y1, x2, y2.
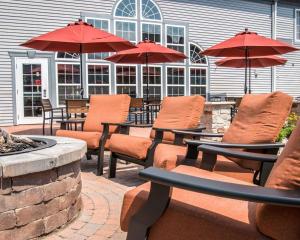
(56, 130, 102, 149)
(121, 165, 265, 240)
(83, 94, 131, 133)
(150, 96, 205, 142)
(108, 134, 153, 160)
(256, 120, 300, 240)
(222, 91, 292, 170)
(154, 143, 254, 183)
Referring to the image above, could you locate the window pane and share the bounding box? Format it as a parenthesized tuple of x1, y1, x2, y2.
(142, 23, 161, 42)
(167, 67, 185, 96)
(190, 43, 207, 64)
(116, 66, 136, 97)
(142, 0, 161, 20)
(56, 52, 80, 59)
(87, 65, 110, 96)
(190, 68, 207, 97)
(115, 0, 136, 17)
(116, 21, 136, 42)
(297, 11, 300, 40)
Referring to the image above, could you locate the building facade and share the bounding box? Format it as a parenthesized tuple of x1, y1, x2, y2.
(0, 0, 300, 125)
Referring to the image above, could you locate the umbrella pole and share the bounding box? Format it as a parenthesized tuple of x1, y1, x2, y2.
(244, 48, 248, 94)
(249, 61, 252, 94)
(146, 54, 150, 124)
(80, 45, 84, 99)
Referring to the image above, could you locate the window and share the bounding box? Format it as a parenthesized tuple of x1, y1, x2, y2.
(87, 64, 110, 95)
(142, 23, 161, 42)
(115, 0, 136, 18)
(190, 43, 207, 64)
(167, 67, 185, 96)
(296, 9, 300, 41)
(116, 65, 137, 97)
(143, 66, 162, 100)
(141, 0, 161, 20)
(57, 64, 81, 105)
(86, 18, 110, 60)
(56, 52, 80, 60)
(167, 25, 185, 53)
(115, 21, 137, 42)
(190, 68, 207, 97)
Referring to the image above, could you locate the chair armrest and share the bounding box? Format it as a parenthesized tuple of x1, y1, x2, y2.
(185, 139, 285, 150)
(153, 126, 206, 133)
(51, 107, 65, 111)
(198, 145, 278, 163)
(101, 121, 134, 127)
(102, 122, 151, 128)
(57, 119, 85, 124)
(139, 167, 300, 207)
(173, 130, 223, 138)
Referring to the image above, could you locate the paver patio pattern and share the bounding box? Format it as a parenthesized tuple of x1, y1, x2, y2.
(3, 124, 149, 240)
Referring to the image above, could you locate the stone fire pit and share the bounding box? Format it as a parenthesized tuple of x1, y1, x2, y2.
(0, 136, 87, 240)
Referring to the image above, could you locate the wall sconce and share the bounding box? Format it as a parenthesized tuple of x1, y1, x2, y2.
(27, 50, 36, 58)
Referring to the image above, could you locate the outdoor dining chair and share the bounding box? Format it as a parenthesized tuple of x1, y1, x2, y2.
(153, 91, 293, 185)
(106, 96, 206, 178)
(121, 119, 300, 240)
(56, 94, 131, 176)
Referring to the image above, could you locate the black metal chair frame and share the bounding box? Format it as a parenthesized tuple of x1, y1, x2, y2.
(171, 130, 284, 186)
(41, 99, 65, 135)
(103, 122, 206, 178)
(125, 145, 300, 240)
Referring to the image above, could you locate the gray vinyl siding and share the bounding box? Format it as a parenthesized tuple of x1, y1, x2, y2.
(157, 0, 273, 96)
(276, 3, 300, 97)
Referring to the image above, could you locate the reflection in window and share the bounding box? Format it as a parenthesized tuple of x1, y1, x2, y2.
(167, 67, 185, 96)
(116, 21, 136, 42)
(88, 65, 110, 95)
(142, 0, 161, 20)
(116, 65, 137, 97)
(142, 23, 161, 42)
(56, 52, 80, 59)
(57, 64, 81, 105)
(23, 64, 42, 117)
(86, 19, 110, 60)
(190, 43, 207, 64)
(143, 66, 161, 100)
(190, 68, 206, 97)
(167, 26, 185, 53)
(296, 10, 300, 41)
(115, 0, 136, 17)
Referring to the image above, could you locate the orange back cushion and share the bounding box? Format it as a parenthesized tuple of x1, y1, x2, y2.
(256, 120, 300, 240)
(83, 95, 131, 132)
(151, 96, 205, 142)
(222, 91, 292, 169)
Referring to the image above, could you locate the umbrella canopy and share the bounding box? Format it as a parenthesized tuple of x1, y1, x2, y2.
(21, 19, 135, 53)
(105, 40, 187, 64)
(215, 55, 287, 68)
(21, 19, 135, 98)
(202, 28, 298, 57)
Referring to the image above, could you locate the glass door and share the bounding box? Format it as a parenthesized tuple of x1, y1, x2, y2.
(15, 58, 49, 124)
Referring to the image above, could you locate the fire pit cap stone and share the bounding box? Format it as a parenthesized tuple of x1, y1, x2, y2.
(0, 136, 87, 178)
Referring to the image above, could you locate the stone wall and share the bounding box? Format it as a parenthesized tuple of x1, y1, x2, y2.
(0, 160, 82, 240)
(201, 102, 234, 134)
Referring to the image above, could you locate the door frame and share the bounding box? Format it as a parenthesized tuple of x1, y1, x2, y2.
(15, 57, 49, 124)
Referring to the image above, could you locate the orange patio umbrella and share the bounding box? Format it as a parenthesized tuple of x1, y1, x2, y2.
(215, 55, 287, 93)
(106, 40, 187, 101)
(21, 19, 135, 97)
(202, 28, 298, 93)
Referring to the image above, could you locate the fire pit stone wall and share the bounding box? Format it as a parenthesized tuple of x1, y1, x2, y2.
(0, 136, 87, 240)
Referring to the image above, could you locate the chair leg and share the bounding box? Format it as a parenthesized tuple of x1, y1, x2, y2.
(50, 117, 53, 136)
(109, 153, 117, 178)
(42, 115, 45, 136)
(97, 148, 104, 176)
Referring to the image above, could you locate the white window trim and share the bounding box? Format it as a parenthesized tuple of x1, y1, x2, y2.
(165, 24, 186, 65)
(140, 22, 162, 43)
(114, 64, 138, 95)
(295, 9, 300, 43)
(189, 43, 208, 66)
(56, 62, 81, 106)
(141, 65, 163, 99)
(189, 66, 208, 97)
(165, 66, 186, 96)
(114, 0, 138, 20)
(85, 17, 111, 62)
(114, 19, 138, 44)
(86, 63, 111, 95)
(140, 0, 163, 22)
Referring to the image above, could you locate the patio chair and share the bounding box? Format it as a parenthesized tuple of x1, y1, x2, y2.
(153, 91, 293, 185)
(41, 99, 65, 135)
(106, 96, 206, 178)
(121, 119, 300, 240)
(56, 94, 131, 176)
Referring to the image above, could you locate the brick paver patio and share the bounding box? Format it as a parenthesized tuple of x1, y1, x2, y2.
(3, 124, 149, 240)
